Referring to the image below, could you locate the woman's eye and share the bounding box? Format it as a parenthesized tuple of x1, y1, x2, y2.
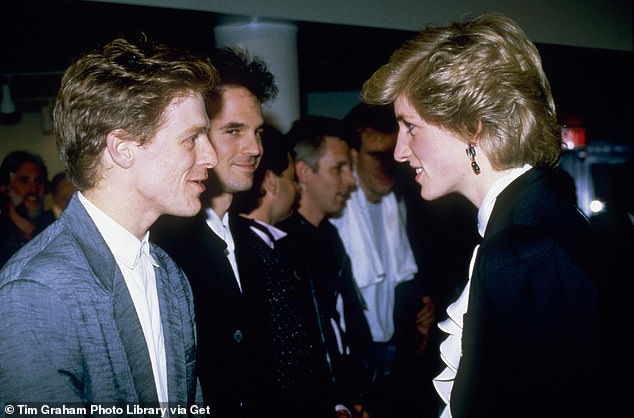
(401, 121, 415, 135)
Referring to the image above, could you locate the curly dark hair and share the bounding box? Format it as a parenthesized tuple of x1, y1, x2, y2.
(286, 115, 358, 172)
(208, 47, 278, 103)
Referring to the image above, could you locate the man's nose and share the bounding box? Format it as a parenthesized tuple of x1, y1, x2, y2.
(199, 135, 218, 169)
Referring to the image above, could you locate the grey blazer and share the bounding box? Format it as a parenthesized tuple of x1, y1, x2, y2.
(0, 194, 200, 415)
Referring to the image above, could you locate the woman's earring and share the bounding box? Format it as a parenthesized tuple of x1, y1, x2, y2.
(466, 143, 481, 175)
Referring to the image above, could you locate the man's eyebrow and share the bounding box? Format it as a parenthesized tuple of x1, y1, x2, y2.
(218, 121, 246, 130)
(182, 125, 209, 136)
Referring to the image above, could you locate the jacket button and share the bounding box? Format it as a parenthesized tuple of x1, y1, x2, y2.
(233, 329, 243, 343)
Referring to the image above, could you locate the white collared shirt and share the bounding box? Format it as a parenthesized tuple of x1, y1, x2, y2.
(434, 164, 532, 417)
(78, 192, 168, 404)
(249, 218, 287, 249)
(205, 208, 242, 292)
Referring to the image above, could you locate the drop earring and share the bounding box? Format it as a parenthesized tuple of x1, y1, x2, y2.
(466, 143, 481, 175)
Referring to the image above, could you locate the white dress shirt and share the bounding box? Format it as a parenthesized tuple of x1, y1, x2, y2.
(205, 208, 242, 292)
(78, 192, 168, 404)
(433, 164, 531, 418)
(330, 182, 417, 343)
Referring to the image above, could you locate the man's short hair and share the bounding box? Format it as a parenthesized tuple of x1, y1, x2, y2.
(343, 103, 397, 150)
(286, 115, 358, 172)
(54, 35, 217, 190)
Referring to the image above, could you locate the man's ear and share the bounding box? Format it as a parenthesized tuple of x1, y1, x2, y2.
(351, 148, 359, 168)
(105, 129, 134, 169)
(295, 160, 311, 184)
(262, 170, 278, 196)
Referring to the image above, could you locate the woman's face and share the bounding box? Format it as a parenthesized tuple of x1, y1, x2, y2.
(393, 95, 470, 201)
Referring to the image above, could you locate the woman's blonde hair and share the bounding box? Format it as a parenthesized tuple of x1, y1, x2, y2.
(362, 14, 562, 169)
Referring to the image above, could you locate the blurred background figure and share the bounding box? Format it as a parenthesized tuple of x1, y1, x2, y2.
(233, 124, 338, 417)
(332, 102, 436, 418)
(50, 171, 75, 219)
(233, 124, 300, 227)
(279, 115, 375, 418)
(0, 150, 55, 266)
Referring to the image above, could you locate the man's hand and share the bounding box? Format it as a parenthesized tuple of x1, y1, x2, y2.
(415, 295, 436, 354)
(335, 403, 370, 418)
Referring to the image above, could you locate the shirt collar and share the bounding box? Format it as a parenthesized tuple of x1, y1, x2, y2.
(254, 219, 287, 241)
(78, 192, 156, 269)
(478, 164, 532, 237)
(205, 208, 235, 250)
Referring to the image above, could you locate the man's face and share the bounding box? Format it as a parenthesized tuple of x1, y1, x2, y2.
(271, 158, 299, 223)
(208, 86, 264, 194)
(8, 162, 46, 221)
(300, 136, 356, 220)
(132, 93, 217, 220)
(354, 128, 397, 202)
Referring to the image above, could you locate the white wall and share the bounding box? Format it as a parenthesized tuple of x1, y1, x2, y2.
(0, 111, 64, 177)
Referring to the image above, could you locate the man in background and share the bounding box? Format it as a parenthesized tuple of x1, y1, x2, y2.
(152, 47, 286, 417)
(50, 171, 75, 218)
(332, 103, 436, 417)
(279, 115, 375, 418)
(0, 150, 55, 266)
(232, 125, 337, 417)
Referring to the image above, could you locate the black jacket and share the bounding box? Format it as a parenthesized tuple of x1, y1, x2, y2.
(152, 212, 275, 417)
(278, 213, 377, 409)
(451, 167, 628, 418)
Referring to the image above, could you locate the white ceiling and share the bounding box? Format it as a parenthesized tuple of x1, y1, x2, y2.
(87, 0, 632, 51)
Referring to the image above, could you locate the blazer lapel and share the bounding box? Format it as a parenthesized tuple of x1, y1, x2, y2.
(112, 272, 160, 405)
(205, 220, 242, 298)
(153, 258, 187, 403)
(484, 168, 542, 238)
(63, 194, 159, 404)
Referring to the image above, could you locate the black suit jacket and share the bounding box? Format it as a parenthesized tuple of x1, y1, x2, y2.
(152, 211, 275, 417)
(450, 167, 611, 418)
(278, 213, 377, 408)
(246, 217, 337, 417)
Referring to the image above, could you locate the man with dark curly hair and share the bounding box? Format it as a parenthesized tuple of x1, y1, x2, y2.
(152, 47, 307, 417)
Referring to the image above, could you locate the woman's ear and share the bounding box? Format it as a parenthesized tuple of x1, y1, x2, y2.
(472, 120, 483, 146)
(105, 129, 134, 169)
